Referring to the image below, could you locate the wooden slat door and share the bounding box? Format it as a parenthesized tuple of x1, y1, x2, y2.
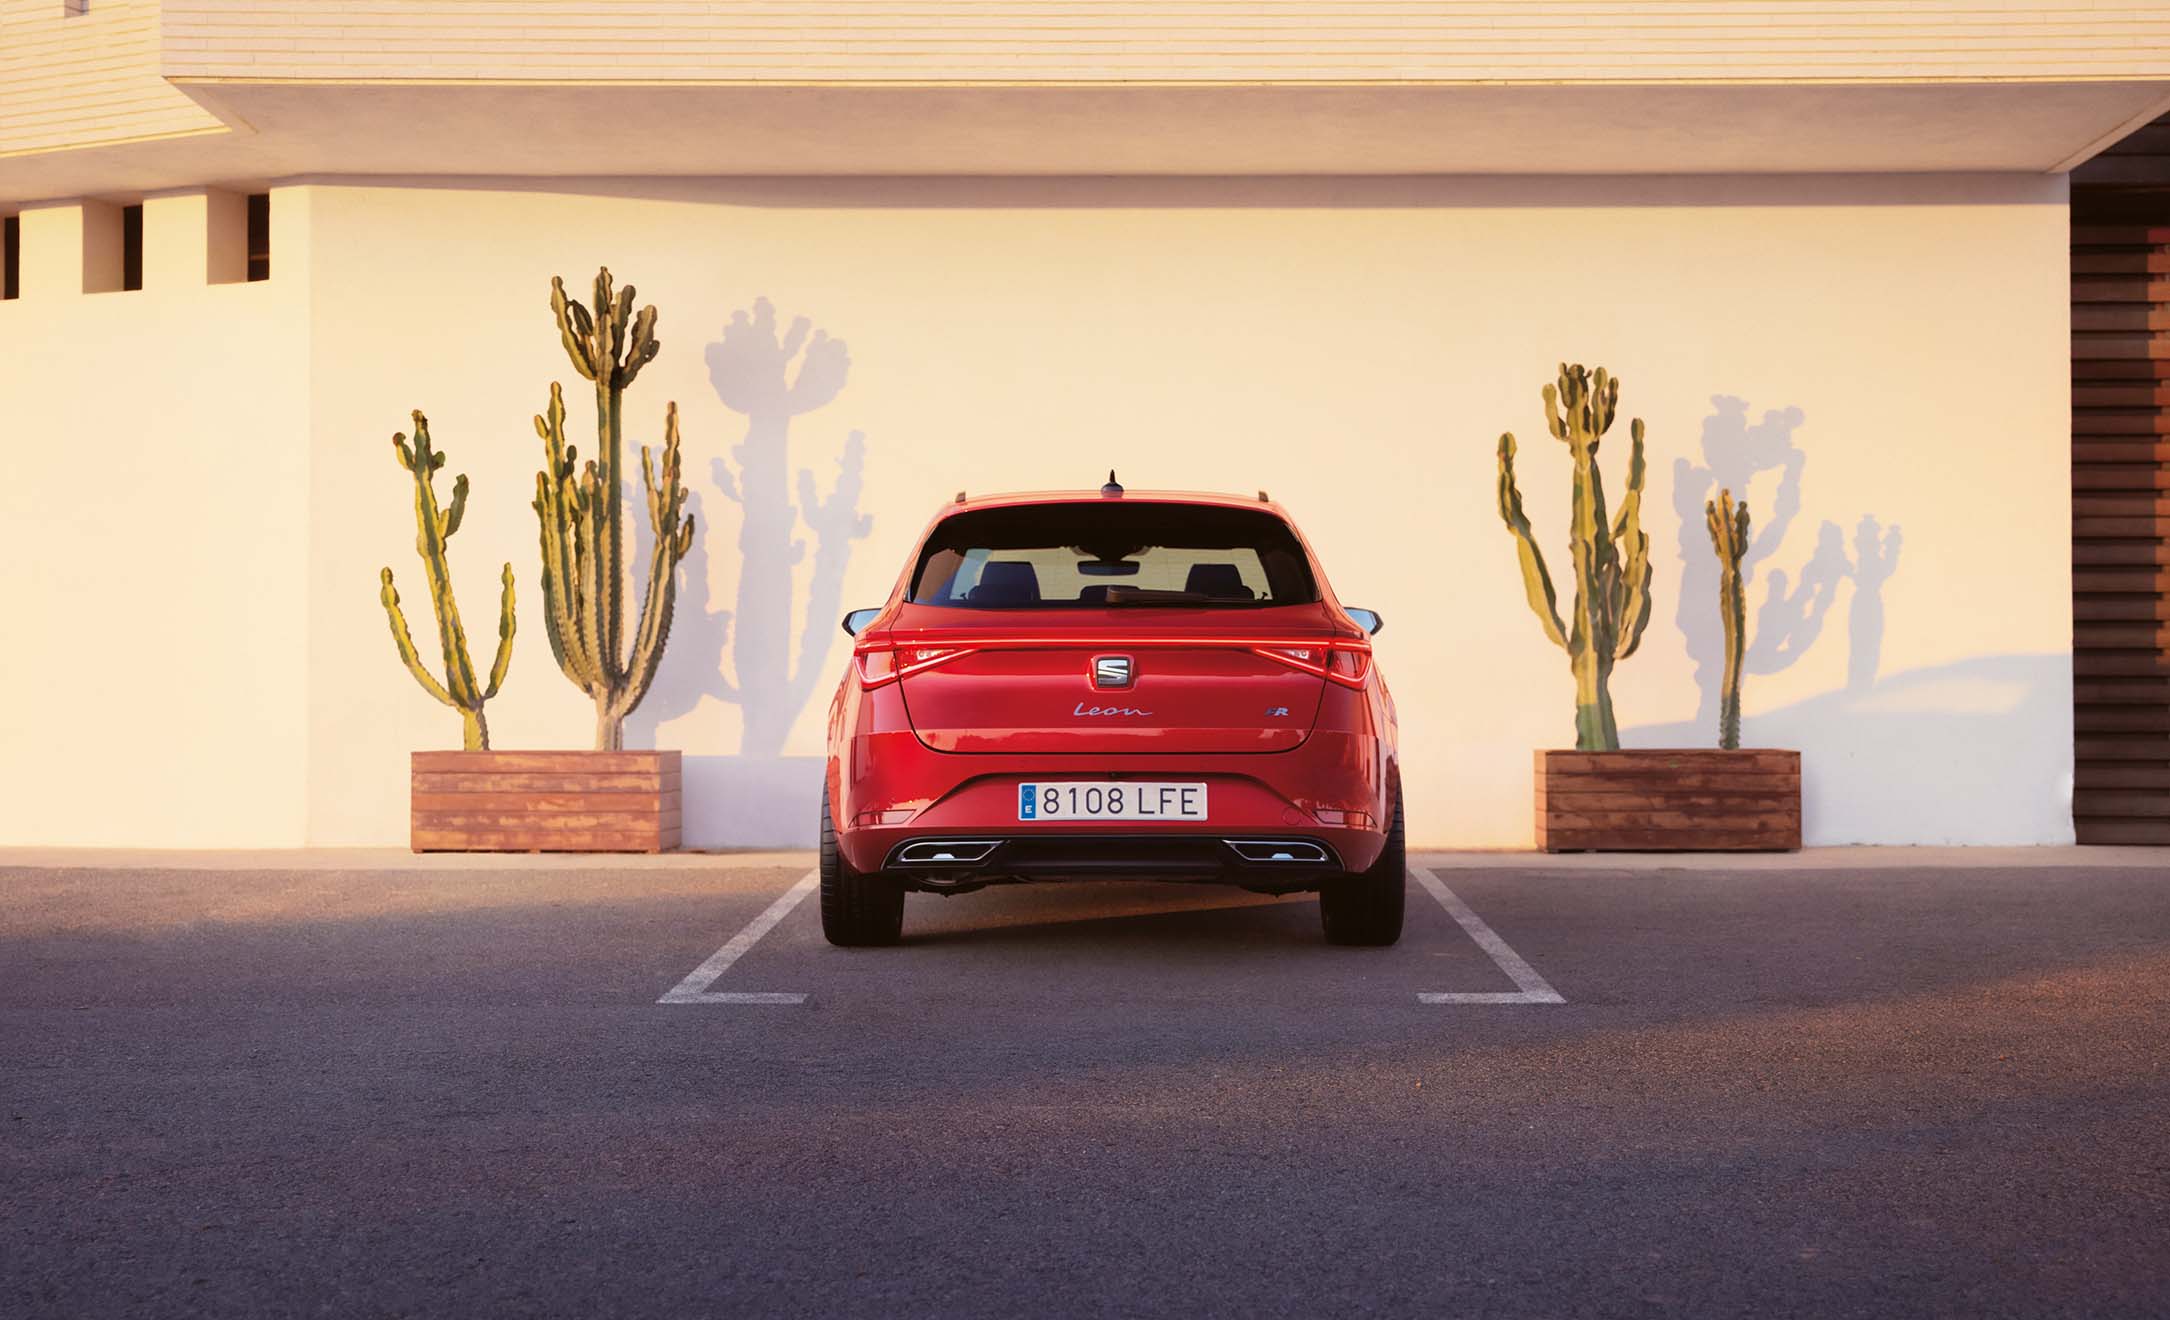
(2072, 223, 2170, 843)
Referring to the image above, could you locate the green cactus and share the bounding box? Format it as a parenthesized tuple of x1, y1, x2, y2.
(1706, 488, 1751, 751)
(1495, 363, 1654, 752)
(531, 268, 695, 751)
(378, 411, 516, 750)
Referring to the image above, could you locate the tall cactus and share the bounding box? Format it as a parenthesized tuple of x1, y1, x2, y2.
(1705, 488, 1751, 750)
(1495, 363, 1654, 751)
(378, 411, 516, 750)
(532, 268, 695, 751)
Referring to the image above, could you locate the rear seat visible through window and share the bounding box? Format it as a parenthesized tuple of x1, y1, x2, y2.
(911, 503, 1316, 609)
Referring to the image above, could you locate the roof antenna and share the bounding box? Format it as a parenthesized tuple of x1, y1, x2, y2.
(1101, 470, 1124, 498)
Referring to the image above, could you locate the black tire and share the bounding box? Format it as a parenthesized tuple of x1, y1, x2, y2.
(819, 785, 905, 947)
(1320, 787, 1405, 946)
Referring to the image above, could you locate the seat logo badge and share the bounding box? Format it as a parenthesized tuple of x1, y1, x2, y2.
(1092, 655, 1134, 689)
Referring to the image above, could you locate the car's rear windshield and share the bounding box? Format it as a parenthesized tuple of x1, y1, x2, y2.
(909, 502, 1317, 609)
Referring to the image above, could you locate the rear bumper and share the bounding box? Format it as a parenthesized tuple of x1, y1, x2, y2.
(832, 728, 1390, 881)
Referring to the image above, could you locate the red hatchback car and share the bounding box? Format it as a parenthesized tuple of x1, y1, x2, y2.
(821, 478, 1403, 947)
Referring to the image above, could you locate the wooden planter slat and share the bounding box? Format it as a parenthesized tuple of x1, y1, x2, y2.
(1541, 829, 1789, 852)
(411, 791, 682, 814)
(1540, 749, 1799, 774)
(411, 771, 676, 794)
(1537, 791, 1801, 811)
(412, 750, 679, 774)
(412, 828, 681, 853)
(410, 750, 681, 853)
(1535, 749, 1801, 852)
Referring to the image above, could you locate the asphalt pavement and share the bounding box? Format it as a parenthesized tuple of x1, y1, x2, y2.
(4, 851, 2167, 1318)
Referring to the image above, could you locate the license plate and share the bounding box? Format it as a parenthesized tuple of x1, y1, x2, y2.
(1018, 782, 1208, 821)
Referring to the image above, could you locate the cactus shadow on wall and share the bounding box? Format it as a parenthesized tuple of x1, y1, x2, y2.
(625, 486, 725, 746)
(1624, 653, 2066, 844)
(627, 298, 872, 781)
(1671, 396, 1903, 730)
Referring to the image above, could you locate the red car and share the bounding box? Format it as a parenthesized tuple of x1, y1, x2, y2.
(821, 477, 1403, 947)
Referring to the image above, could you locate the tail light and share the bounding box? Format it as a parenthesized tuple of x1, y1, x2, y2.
(854, 641, 976, 688)
(1252, 641, 1372, 689)
(857, 634, 1370, 688)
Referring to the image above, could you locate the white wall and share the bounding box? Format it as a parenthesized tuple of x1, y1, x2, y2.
(1, 174, 2075, 849)
(0, 190, 312, 846)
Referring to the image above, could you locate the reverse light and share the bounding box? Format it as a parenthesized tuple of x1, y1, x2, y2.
(1312, 807, 1378, 830)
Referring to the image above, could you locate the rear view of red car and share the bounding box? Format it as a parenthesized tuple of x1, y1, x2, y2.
(821, 478, 1402, 946)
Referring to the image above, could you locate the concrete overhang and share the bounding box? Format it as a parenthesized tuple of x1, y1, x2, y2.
(6, 79, 2170, 206)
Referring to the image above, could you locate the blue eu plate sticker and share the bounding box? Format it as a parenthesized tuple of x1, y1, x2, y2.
(1019, 784, 1037, 819)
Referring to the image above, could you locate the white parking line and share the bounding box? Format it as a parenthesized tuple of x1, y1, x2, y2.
(657, 869, 817, 1005)
(1409, 866, 1566, 1005)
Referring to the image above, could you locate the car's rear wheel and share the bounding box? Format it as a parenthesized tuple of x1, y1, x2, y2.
(819, 784, 905, 947)
(1319, 786, 1405, 946)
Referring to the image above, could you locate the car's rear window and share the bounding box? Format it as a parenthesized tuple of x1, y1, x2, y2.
(910, 503, 1317, 609)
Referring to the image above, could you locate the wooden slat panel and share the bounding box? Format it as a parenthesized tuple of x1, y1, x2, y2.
(2074, 357, 2170, 381)
(2072, 305, 2170, 333)
(2075, 706, 2170, 732)
(2074, 596, 2170, 622)
(2075, 383, 2170, 407)
(2074, 651, 2170, 676)
(2075, 492, 2170, 516)
(2076, 764, 2170, 789)
(2076, 678, 2170, 705)
(2074, 567, 2170, 593)
(2070, 277, 2170, 304)
(2075, 819, 2170, 845)
(2076, 621, 2170, 649)
(2072, 251, 2170, 276)
(2074, 191, 2170, 845)
(2071, 226, 2170, 245)
(2072, 466, 2170, 491)
(2076, 734, 2170, 760)
(2076, 433, 2170, 449)
(2072, 541, 2170, 567)
(2071, 791, 2170, 817)
(2071, 333, 2170, 361)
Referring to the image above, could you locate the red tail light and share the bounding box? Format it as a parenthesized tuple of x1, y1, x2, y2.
(1252, 641, 1372, 689)
(856, 634, 1369, 689)
(854, 642, 977, 688)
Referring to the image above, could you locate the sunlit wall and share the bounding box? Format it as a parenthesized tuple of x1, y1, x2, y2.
(0, 175, 2072, 847)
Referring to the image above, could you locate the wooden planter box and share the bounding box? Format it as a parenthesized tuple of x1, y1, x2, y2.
(1535, 749, 1801, 853)
(411, 750, 681, 853)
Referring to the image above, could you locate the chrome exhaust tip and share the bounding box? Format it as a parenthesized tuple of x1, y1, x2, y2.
(893, 839, 1001, 865)
(1224, 839, 1331, 864)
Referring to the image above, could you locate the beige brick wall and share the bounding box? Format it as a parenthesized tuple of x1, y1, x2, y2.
(0, 0, 220, 157)
(159, 1, 2170, 84)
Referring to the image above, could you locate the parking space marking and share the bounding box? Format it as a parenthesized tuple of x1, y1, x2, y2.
(1409, 866, 1566, 1005)
(657, 869, 817, 1005)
